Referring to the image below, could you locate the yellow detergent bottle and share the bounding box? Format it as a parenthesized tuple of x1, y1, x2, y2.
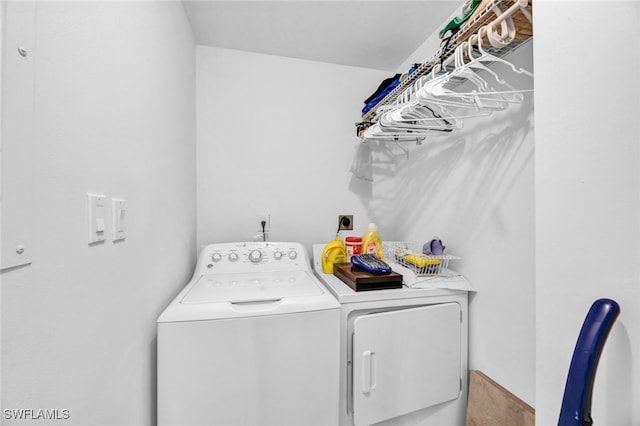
(362, 223, 383, 259)
(321, 236, 346, 274)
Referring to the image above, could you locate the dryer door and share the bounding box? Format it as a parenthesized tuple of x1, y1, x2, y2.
(352, 303, 462, 426)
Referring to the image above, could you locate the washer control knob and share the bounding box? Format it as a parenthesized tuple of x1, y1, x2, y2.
(288, 250, 298, 260)
(273, 250, 284, 260)
(228, 252, 239, 262)
(249, 249, 263, 263)
(211, 253, 222, 263)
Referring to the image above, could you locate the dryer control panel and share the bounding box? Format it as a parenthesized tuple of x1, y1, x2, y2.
(195, 242, 309, 275)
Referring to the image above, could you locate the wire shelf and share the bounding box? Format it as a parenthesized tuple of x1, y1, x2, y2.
(358, 0, 533, 128)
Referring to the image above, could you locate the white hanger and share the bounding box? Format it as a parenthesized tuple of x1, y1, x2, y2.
(367, 73, 468, 133)
(419, 30, 533, 111)
(361, 122, 432, 142)
(378, 107, 462, 132)
(467, 26, 533, 78)
(486, 0, 531, 48)
(417, 64, 510, 113)
(386, 97, 482, 128)
(486, 6, 516, 48)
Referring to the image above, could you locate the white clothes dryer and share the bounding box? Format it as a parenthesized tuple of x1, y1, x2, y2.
(313, 244, 470, 426)
(158, 242, 340, 426)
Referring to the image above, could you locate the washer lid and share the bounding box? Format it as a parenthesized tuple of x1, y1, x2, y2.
(181, 270, 323, 304)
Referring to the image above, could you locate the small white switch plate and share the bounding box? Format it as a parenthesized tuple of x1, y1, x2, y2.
(87, 193, 106, 244)
(112, 198, 126, 242)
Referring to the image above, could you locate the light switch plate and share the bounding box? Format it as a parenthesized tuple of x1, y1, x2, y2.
(112, 198, 126, 242)
(87, 193, 106, 245)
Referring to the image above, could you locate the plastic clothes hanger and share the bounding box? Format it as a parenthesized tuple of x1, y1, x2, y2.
(362, 107, 454, 139)
(377, 107, 458, 134)
(417, 51, 503, 108)
(415, 52, 510, 113)
(383, 90, 464, 127)
(466, 26, 533, 78)
(485, 0, 532, 48)
(466, 35, 531, 98)
(360, 122, 431, 142)
(485, 5, 516, 48)
(378, 108, 461, 133)
(384, 98, 473, 129)
(370, 77, 466, 132)
(431, 1, 532, 97)
(447, 38, 529, 104)
(448, 43, 511, 96)
(421, 34, 532, 111)
(437, 27, 533, 105)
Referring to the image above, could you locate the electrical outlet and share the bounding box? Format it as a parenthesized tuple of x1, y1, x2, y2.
(257, 213, 270, 232)
(339, 215, 353, 231)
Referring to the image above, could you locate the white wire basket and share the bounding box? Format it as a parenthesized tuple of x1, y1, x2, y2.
(383, 241, 461, 278)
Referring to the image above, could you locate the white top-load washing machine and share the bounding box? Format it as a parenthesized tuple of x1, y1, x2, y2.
(312, 244, 470, 426)
(157, 242, 340, 426)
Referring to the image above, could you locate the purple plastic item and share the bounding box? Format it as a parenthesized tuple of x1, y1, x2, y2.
(423, 238, 445, 256)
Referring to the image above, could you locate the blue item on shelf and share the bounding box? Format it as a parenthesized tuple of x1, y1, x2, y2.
(362, 68, 416, 115)
(362, 76, 401, 115)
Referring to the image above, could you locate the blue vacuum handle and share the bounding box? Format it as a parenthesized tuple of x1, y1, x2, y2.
(558, 298, 620, 426)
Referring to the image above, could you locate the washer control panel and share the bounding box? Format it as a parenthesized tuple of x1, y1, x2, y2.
(196, 242, 309, 274)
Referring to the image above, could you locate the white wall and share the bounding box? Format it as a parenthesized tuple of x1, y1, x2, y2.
(535, 2, 640, 425)
(380, 42, 536, 404)
(1, 2, 196, 425)
(196, 46, 389, 250)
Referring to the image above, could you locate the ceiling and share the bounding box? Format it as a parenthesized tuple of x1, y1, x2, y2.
(181, 1, 460, 72)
